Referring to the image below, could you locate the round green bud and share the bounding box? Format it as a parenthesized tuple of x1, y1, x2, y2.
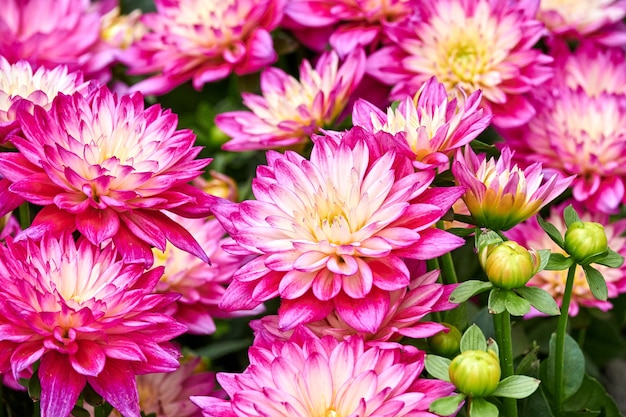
(428, 324, 462, 357)
(481, 241, 538, 289)
(449, 349, 501, 397)
(564, 221, 608, 263)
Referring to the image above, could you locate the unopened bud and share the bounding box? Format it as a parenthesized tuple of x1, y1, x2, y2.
(480, 241, 539, 289)
(449, 349, 501, 397)
(428, 323, 462, 357)
(564, 221, 608, 263)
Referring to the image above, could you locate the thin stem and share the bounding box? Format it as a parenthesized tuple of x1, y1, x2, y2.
(494, 310, 517, 417)
(32, 401, 39, 417)
(554, 265, 577, 415)
(436, 221, 459, 284)
(0, 385, 5, 417)
(18, 203, 30, 230)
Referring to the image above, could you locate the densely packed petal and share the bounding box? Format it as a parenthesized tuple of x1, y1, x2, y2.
(0, 233, 187, 417)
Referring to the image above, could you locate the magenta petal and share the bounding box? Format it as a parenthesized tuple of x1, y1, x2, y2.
(87, 359, 140, 417)
(278, 292, 333, 331)
(335, 288, 389, 333)
(39, 352, 86, 417)
(70, 340, 106, 376)
(76, 207, 120, 245)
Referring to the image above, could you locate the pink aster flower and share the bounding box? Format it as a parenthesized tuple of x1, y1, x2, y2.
(0, 233, 187, 417)
(452, 146, 574, 231)
(366, 0, 553, 128)
(216, 49, 366, 152)
(0, 57, 93, 144)
(251, 261, 457, 347)
(0, 85, 215, 265)
(538, 0, 626, 46)
(191, 333, 455, 417)
(0, 0, 115, 82)
(506, 201, 626, 316)
(283, 0, 420, 56)
(212, 127, 465, 332)
(123, 0, 285, 95)
(352, 76, 491, 172)
(152, 214, 263, 335)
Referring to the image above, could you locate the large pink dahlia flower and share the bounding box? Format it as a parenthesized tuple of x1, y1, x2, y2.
(216, 49, 366, 152)
(0, 233, 187, 417)
(506, 201, 626, 316)
(352, 76, 491, 172)
(366, 0, 553, 128)
(0, 85, 215, 265)
(191, 333, 455, 417)
(212, 128, 465, 332)
(123, 0, 285, 95)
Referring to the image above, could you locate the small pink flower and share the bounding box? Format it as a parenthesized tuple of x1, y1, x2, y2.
(452, 146, 573, 231)
(152, 214, 264, 335)
(216, 49, 366, 151)
(191, 333, 455, 417)
(123, 0, 285, 95)
(506, 201, 626, 316)
(0, 233, 187, 417)
(0, 85, 215, 265)
(352, 76, 491, 172)
(212, 128, 464, 332)
(366, 0, 553, 128)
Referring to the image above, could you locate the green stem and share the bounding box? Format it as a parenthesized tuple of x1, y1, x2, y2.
(18, 203, 30, 230)
(32, 401, 39, 417)
(554, 265, 577, 415)
(494, 310, 517, 417)
(436, 221, 459, 284)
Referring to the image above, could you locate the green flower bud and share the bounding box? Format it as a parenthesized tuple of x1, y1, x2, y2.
(480, 241, 539, 289)
(564, 221, 608, 263)
(449, 349, 501, 397)
(428, 324, 462, 357)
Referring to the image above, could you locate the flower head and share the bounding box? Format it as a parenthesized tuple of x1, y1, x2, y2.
(452, 146, 573, 231)
(0, 57, 93, 144)
(213, 127, 465, 332)
(0, 85, 215, 265)
(505, 201, 626, 316)
(0, 233, 187, 417)
(449, 350, 501, 397)
(191, 333, 455, 417)
(123, 0, 285, 95)
(366, 0, 553, 128)
(216, 49, 366, 151)
(352, 76, 491, 172)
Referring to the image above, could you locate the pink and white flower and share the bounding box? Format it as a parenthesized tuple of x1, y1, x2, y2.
(216, 49, 366, 152)
(191, 333, 455, 417)
(0, 85, 215, 265)
(352, 76, 491, 172)
(152, 214, 263, 335)
(212, 128, 465, 332)
(452, 146, 574, 231)
(123, 0, 285, 95)
(366, 0, 553, 128)
(506, 201, 626, 316)
(0, 233, 187, 417)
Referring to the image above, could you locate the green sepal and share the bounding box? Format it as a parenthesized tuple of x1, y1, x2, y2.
(469, 397, 499, 417)
(449, 280, 493, 304)
(429, 394, 466, 416)
(563, 205, 581, 228)
(591, 248, 624, 268)
(504, 290, 531, 316)
(460, 324, 488, 352)
(425, 354, 452, 382)
(515, 286, 560, 316)
(492, 375, 541, 399)
(487, 288, 507, 314)
(544, 253, 574, 271)
(583, 265, 608, 301)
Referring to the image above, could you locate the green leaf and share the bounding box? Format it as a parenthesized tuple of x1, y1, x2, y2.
(504, 290, 531, 316)
(449, 280, 493, 304)
(469, 398, 499, 417)
(545, 253, 574, 271)
(425, 355, 452, 382)
(429, 394, 466, 416)
(516, 286, 560, 316)
(583, 265, 608, 301)
(536, 249, 552, 273)
(594, 248, 625, 268)
(516, 344, 540, 377)
(545, 333, 585, 400)
(563, 205, 581, 227)
(488, 288, 507, 314)
(476, 229, 504, 251)
(70, 406, 91, 417)
(492, 375, 541, 399)
(447, 227, 478, 237)
(486, 337, 499, 358)
(562, 374, 623, 417)
(460, 324, 487, 352)
(519, 387, 555, 417)
(537, 215, 564, 248)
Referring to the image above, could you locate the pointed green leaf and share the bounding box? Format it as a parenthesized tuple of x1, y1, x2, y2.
(594, 248, 625, 268)
(544, 253, 574, 271)
(516, 286, 560, 316)
(425, 354, 452, 382)
(488, 288, 507, 314)
(562, 375, 622, 417)
(469, 398, 499, 417)
(429, 394, 466, 416)
(449, 280, 493, 304)
(493, 375, 541, 399)
(563, 205, 581, 227)
(583, 265, 608, 301)
(504, 290, 531, 316)
(516, 344, 540, 377)
(537, 215, 564, 248)
(460, 324, 487, 352)
(545, 333, 585, 400)
(536, 249, 551, 273)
